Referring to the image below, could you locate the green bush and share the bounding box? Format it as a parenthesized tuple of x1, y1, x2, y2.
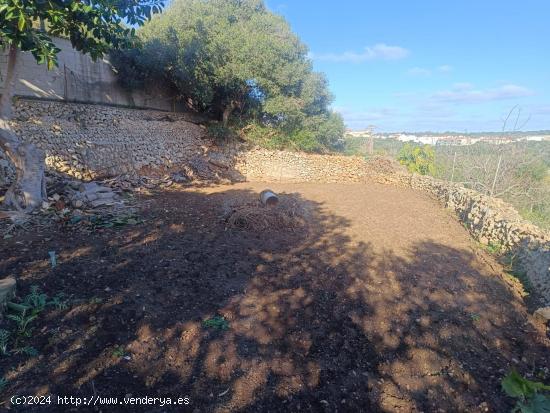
(397, 143, 435, 175)
(207, 123, 237, 145)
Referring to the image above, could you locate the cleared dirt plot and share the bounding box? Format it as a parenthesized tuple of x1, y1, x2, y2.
(1, 182, 549, 412)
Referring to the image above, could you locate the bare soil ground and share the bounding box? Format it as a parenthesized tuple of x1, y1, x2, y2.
(1, 182, 549, 412)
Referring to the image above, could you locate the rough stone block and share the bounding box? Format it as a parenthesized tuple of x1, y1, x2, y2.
(0, 277, 16, 313)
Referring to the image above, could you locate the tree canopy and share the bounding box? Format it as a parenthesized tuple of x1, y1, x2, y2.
(112, 0, 345, 152)
(0, 0, 164, 68)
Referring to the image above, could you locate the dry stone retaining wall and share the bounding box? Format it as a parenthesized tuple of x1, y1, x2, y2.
(232, 148, 370, 183)
(235, 149, 550, 303)
(0, 101, 548, 304)
(3, 99, 222, 182)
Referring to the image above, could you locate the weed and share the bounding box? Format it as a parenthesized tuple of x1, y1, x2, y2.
(48, 293, 70, 310)
(203, 316, 230, 330)
(502, 370, 550, 413)
(112, 346, 128, 358)
(89, 297, 103, 305)
(0, 330, 10, 356)
(470, 313, 481, 322)
(6, 313, 37, 338)
(500, 253, 533, 297)
(12, 346, 38, 357)
(0, 377, 7, 393)
(23, 285, 48, 314)
(90, 214, 142, 229)
(482, 241, 504, 255)
(2, 286, 69, 358)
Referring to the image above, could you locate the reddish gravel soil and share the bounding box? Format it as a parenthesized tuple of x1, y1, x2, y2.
(1, 182, 549, 412)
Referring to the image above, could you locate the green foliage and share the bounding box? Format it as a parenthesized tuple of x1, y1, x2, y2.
(207, 123, 237, 145)
(112, 345, 128, 358)
(112, 0, 344, 151)
(23, 285, 48, 314)
(0, 377, 7, 393)
(12, 346, 38, 357)
(0, 0, 165, 69)
(48, 293, 69, 311)
(483, 241, 504, 255)
(397, 143, 436, 175)
(6, 312, 37, 338)
(432, 141, 550, 230)
(0, 329, 10, 355)
(470, 313, 481, 322)
(520, 206, 550, 231)
(202, 316, 229, 330)
(343, 136, 405, 158)
(1, 286, 71, 357)
(502, 370, 550, 413)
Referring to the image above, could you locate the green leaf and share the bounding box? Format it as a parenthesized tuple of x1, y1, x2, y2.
(517, 393, 550, 413)
(503, 370, 550, 400)
(17, 14, 26, 31)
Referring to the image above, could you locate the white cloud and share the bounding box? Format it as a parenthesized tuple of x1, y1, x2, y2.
(311, 43, 410, 63)
(451, 82, 474, 91)
(407, 64, 453, 77)
(407, 67, 432, 76)
(436, 65, 453, 73)
(432, 84, 534, 103)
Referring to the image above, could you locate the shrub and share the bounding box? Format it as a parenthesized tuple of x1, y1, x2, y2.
(398, 143, 435, 175)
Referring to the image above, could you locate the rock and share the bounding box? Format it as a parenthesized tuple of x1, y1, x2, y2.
(534, 307, 550, 322)
(0, 277, 16, 314)
(90, 199, 116, 208)
(79, 182, 112, 194)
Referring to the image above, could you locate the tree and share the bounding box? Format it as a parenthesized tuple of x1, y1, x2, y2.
(0, 0, 164, 211)
(112, 0, 345, 151)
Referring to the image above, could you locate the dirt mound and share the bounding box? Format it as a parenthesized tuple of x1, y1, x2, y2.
(363, 156, 410, 186)
(223, 193, 310, 232)
(365, 156, 407, 176)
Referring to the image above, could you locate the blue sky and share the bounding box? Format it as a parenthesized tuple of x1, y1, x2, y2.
(265, 0, 550, 132)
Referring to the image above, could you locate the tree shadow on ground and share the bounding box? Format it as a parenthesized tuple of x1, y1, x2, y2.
(1, 186, 549, 412)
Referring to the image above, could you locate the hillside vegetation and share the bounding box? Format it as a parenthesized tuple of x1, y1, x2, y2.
(111, 0, 345, 152)
(345, 137, 550, 230)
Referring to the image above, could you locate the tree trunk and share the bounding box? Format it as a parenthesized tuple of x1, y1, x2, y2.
(0, 44, 46, 211)
(221, 104, 234, 127)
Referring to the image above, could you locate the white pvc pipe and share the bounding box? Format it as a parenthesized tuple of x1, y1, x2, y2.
(260, 189, 279, 207)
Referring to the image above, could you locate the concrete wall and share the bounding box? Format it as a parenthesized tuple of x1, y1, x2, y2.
(0, 37, 177, 111)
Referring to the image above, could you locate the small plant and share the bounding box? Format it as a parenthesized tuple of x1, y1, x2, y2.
(470, 313, 481, 322)
(502, 370, 550, 413)
(48, 293, 70, 310)
(0, 377, 7, 393)
(207, 123, 237, 145)
(89, 297, 103, 305)
(12, 346, 38, 357)
(23, 285, 48, 314)
(0, 330, 10, 356)
(112, 346, 128, 358)
(6, 313, 37, 339)
(485, 242, 504, 255)
(202, 316, 230, 330)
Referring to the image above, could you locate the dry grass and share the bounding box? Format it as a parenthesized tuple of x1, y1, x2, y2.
(223, 194, 310, 232)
